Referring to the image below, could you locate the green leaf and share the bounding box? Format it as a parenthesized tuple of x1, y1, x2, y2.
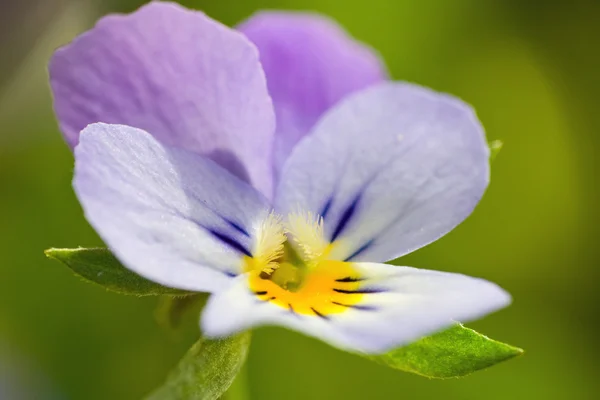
(45, 247, 191, 296)
(489, 139, 504, 162)
(221, 363, 250, 400)
(365, 324, 523, 378)
(155, 294, 208, 332)
(145, 332, 252, 400)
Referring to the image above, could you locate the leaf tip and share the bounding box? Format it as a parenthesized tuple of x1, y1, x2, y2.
(505, 344, 525, 358)
(489, 139, 504, 162)
(44, 247, 63, 260)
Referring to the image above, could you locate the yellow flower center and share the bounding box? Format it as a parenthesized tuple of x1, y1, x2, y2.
(245, 211, 365, 317)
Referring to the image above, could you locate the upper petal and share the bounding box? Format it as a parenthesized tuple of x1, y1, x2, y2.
(238, 12, 387, 178)
(201, 262, 509, 354)
(275, 82, 490, 263)
(50, 2, 276, 196)
(74, 123, 272, 293)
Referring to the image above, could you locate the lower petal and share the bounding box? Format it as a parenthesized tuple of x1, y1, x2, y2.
(201, 262, 509, 354)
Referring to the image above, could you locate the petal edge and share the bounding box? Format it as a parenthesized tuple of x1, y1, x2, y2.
(50, 1, 276, 196)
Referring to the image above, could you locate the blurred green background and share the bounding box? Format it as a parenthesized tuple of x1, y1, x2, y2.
(1, 0, 598, 399)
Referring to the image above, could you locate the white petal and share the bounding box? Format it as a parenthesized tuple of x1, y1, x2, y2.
(74, 123, 271, 293)
(201, 262, 509, 354)
(275, 82, 489, 263)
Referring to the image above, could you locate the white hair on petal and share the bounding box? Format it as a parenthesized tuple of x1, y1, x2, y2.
(253, 211, 285, 273)
(285, 210, 328, 263)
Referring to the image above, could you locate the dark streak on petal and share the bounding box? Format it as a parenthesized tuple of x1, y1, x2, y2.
(331, 192, 361, 242)
(207, 228, 252, 257)
(254, 291, 268, 296)
(333, 288, 386, 294)
(320, 197, 333, 219)
(343, 239, 375, 261)
(335, 276, 367, 283)
(311, 307, 329, 320)
(224, 271, 237, 277)
(289, 303, 296, 314)
(256, 295, 276, 303)
(223, 217, 250, 237)
(332, 301, 378, 311)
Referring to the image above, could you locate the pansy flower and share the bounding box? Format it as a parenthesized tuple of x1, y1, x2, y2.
(49, 2, 509, 353)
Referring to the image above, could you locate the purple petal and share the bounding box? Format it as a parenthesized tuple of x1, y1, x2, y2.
(275, 82, 490, 263)
(74, 123, 272, 293)
(50, 2, 276, 197)
(238, 12, 387, 177)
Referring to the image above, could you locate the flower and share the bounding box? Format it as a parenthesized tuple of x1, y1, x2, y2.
(49, 2, 510, 354)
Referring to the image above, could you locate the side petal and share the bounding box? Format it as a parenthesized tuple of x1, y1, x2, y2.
(275, 82, 490, 263)
(74, 123, 271, 293)
(238, 12, 387, 177)
(201, 263, 509, 354)
(50, 2, 276, 196)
